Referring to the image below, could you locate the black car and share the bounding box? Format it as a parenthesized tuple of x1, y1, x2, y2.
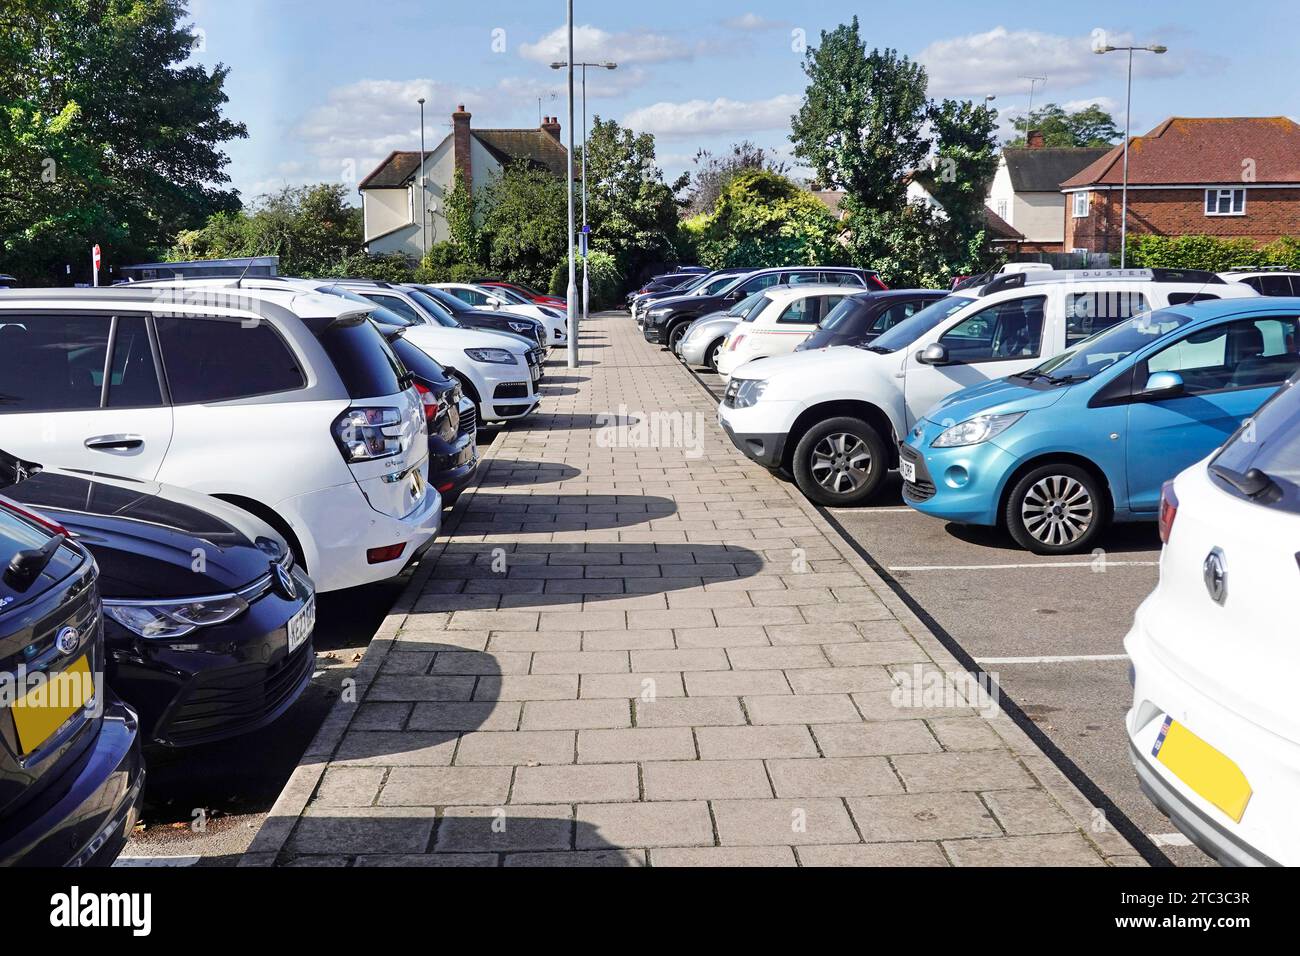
(372, 318, 479, 508)
(795, 289, 948, 352)
(643, 266, 887, 351)
(633, 269, 751, 329)
(0, 486, 144, 865)
(626, 271, 706, 307)
(2, 453, 317, 748)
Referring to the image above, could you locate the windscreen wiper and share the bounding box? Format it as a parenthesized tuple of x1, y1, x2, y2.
(1209, 463, 1282, 502)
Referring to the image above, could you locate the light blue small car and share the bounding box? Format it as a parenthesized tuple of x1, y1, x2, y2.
(901, 298, 1300, 553)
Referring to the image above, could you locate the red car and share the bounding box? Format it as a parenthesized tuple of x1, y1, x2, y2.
(476, 279, 566, 309)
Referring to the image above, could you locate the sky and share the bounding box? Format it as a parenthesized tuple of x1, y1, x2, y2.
(183, 0, 1300, 203)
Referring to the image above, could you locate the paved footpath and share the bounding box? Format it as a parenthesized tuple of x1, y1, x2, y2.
(243, 312, 1145, 867)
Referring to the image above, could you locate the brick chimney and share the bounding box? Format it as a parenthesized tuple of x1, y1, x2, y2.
(1026, 129, 1045, 149)
(541, 115, 561, 142)
(452, 104, 472, 190)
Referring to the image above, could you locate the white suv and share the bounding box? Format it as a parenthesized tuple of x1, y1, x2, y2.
(1126, 377, 1300, 865)
(0, 286, 440, 592)
(718, 269, 1258, 506)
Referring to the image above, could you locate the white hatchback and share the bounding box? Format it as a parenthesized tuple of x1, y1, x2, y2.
(715, 285, 861, 379)
(0, 286, 441, 593)
(1126, 375, 1300, 865)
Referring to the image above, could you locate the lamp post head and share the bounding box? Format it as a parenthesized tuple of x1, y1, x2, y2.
(1094, 45, 1116, 54)
(550, 61, 566, 70)
(602, 62, 618, 70)
(1149, 44, 1168, 54)
(418, 97, 425, 105)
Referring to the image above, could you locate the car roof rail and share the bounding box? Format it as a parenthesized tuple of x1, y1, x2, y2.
(1223, 264, 1292, 273)
(978, 272, 1028, 296)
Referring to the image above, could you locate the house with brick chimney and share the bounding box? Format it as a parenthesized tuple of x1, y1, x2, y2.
(359, 106, 569, 258)
(984, 130, 1111, 253)
(1061, 116, 1300, 255)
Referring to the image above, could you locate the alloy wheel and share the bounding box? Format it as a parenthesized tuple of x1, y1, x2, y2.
(809, 433, 872, 495)
(1020, 475, 1094, 547)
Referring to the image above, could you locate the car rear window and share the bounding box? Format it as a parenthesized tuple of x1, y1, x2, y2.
(313, 318, 408, 399)
(1211, 375, 1300, 513)
(156, 317, 307, 404)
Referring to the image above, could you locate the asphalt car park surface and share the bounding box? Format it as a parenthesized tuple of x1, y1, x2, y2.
(687, 355, 1211, 867)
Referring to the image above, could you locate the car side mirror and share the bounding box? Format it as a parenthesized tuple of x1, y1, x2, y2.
(1142, 370, 1184, 398)
(917, 343, 950, 366)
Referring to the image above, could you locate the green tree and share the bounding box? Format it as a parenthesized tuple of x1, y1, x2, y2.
(685, 141, 790, 215)
(684, 170, 848, 269)
(1, 0, 247, 284)
(1008, 103, 1121, 147)
(443, 168, 484, 264)
(478, 161, 569, 291)
(579, 116, 685, 286)
(790, 17, 930, 213)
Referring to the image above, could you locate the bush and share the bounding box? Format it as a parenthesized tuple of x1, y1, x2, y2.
(1127, 234, 1300, 272)
(318, 252, 413, 282)
(545, 251, 622, 310)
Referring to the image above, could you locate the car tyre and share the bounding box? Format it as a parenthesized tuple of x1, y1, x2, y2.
(705, 338, 726, 372)
(792, 417, 888, 506)
(666, 321, 690, 352)
(1004, 463, 1108, 555)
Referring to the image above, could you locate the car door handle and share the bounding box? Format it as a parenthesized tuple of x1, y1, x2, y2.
(84, 434, 144, 451)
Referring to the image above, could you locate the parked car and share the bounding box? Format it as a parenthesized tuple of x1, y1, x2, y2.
(0, 491, 144, 865)
(369, 317, 479, 507)
(718, 269, 1258, 507)
(796, 289, 947, 352)
(474, 278, 566, 310)
(715, 285, 861, 379)
(3, 453, 317, 746)
(632, 270, 744, 325)
(1126, 373, 1300, 865)
(676, 290, 770, 370)
(0, 274, 17, 289)
(644, 266, 886, 351)
(0, 286, 441, 593)
(409, 284, 551, 355)
(1218, 267, 1300, 297)
(431, 282, 568, 344)
(628, 271, 706, 308)
(901, 298, 1299, 553)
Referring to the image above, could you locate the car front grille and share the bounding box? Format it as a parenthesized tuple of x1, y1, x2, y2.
(494, 382, 531, 400)
(457, 401, 476, 437)
(899, 443, 936, 502)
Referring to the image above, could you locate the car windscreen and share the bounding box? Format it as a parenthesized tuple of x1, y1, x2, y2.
(1028, 309, 1196, 383)
(820, 296, 870, 331)
(699, 274, 745, 296)
(422, 286, 472, 313)
(405, 289, 459, 327)
(867, 295, 975, 353)
(739, 294, 774, 323)
(728, 290, 768, 318)
(489, 286, 529, 305)
(1210, 375, 1300, 513)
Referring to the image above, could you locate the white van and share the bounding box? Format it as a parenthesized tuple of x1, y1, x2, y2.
(718, 269, 1258, 506)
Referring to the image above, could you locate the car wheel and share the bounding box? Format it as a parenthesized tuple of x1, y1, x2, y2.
(666, 322, 689, 352)
(791, 417, 888, 506)
(705, 338, 725, 372)
(1004, 463, 1108, 554)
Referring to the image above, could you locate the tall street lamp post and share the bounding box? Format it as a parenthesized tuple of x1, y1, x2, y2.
(417, 96, 428, 264)
(551, 59, 617, 338)
(1094, 42, 1167, 267)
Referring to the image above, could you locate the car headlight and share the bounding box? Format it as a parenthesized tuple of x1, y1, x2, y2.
(731, 379, 767, 408)
(104, 595, 250, 639)
(541, 307, 565, 319)
(464, 348, 518, 365)
(931, 412, 1025, 448)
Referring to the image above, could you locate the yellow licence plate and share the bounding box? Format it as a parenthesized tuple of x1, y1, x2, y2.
(1153, 716, 1253, 823)
(11, 655, 93, 754)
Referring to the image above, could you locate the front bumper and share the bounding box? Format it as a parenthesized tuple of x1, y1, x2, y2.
(108, 566, 317, 747)
(719, 417, 786, 469)
(899, 431, 1016, 527)
(279, 474, 442, 592)
(1125, 607, 1292, 866)
(0, 695, 145, 867)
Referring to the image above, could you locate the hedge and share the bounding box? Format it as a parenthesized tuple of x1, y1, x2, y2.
(1127, 234, 1300, 272)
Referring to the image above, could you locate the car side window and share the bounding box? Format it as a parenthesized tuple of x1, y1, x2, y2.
(776, 297, 818, 324)
(1066, 290, 1149, 345)
(872, 300, 924, 333)
(821, 271, 862, 286)
(364, 293, 422, 323)
(1146, 316, 1300, 392)
(786, 271, 822, 285)
(1167, 292, 1220, 305)
(106, 315, 163, 408)
(738, 274, 781, 295)
(938, 295, 1046, 363)
(0, 314, 110, 413)
(156, 317, 307, 404)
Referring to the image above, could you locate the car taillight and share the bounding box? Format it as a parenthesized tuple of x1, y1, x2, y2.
(0, 496, 70, 537)
(1158, 480, 1179, 544)
(332, 406, 403, 462)
(412, 382, 441, 424)
(367, 543, 406, 564)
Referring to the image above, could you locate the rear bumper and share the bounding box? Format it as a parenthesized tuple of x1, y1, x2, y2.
(0, 696, 145, 867)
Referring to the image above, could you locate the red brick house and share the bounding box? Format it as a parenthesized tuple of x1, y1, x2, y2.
(1061, 117, 1300, 254)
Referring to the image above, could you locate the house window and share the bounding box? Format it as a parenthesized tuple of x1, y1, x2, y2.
(1071, 191, 1090, 218)
(1205, 188, 1246, 216)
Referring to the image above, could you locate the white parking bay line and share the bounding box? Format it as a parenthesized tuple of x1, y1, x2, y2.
(889, 560, 1159, 572)
(1148, 832, 1194, 848)
(113, 855, 200, 868)
(975, 653, 1130, 665)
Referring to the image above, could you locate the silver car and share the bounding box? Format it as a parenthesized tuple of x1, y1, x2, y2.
(677, 290, 769, 370)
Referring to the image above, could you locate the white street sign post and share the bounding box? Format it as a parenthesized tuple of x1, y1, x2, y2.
(92, 244, 101, 287)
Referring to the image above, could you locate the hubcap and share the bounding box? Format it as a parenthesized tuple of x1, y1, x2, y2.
(1021, 475, 1093, 546)
(710, 343, 722, 367)
(810, 433, 872, 495)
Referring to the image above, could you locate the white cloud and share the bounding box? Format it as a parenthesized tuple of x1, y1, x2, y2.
(623, 94, 801, 139)
(919, 27, 1187, 100)
(722, 13, 789, 31)
(519, 24, 696, 66)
